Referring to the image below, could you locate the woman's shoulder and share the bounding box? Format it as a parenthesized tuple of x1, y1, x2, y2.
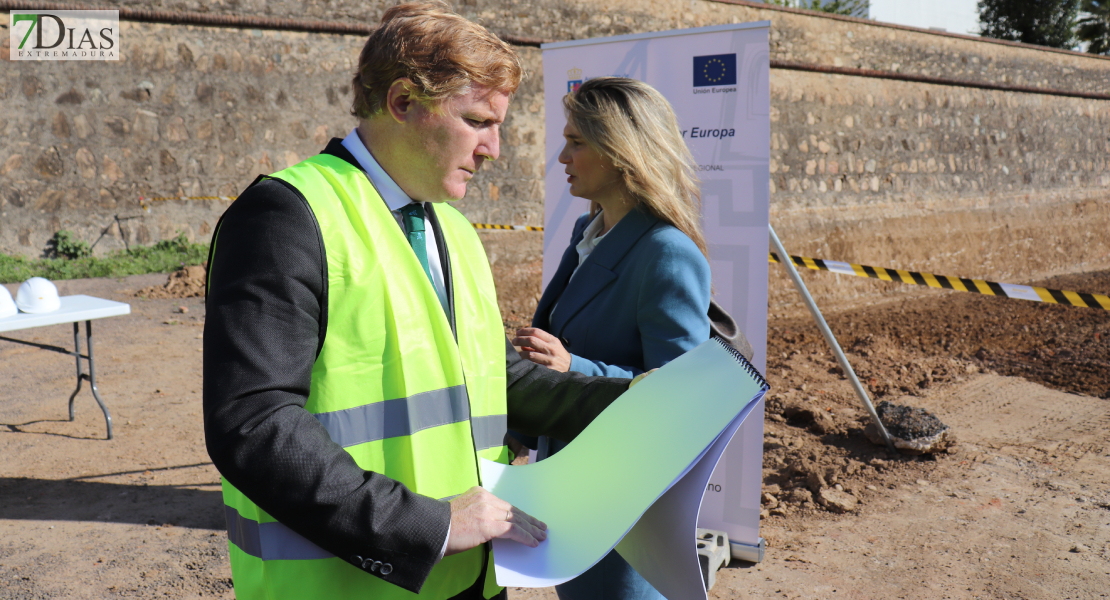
(640, 220, 706, 263)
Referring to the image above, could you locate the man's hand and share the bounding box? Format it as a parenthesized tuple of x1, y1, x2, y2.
(445, 486, 547, 556)
(512, 327, 572, 372)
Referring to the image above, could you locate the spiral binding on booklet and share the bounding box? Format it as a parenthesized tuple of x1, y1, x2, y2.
(711, 335, 769, 392)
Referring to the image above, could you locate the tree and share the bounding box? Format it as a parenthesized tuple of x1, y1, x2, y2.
(1077, 0, 1110, 54)
(977, 0, 1080, 49)
(764, 0, 870, 19)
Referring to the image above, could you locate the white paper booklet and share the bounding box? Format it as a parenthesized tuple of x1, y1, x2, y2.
(480, 337, 768, 600)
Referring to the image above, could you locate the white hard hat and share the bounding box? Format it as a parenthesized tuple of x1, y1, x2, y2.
(16, 277, 61, 314)
(0, 286, 16, 318)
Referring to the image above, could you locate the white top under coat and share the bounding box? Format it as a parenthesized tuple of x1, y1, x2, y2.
(574, 212, 610, 268)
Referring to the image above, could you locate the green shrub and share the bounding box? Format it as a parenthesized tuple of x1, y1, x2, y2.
(45, 230, 92, 260)
(0, 233, 209, 283)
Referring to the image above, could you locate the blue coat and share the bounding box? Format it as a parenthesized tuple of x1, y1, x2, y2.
(532, 206, 711, 379)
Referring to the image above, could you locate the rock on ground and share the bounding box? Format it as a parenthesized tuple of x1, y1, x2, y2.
(815, 488, 858, 513)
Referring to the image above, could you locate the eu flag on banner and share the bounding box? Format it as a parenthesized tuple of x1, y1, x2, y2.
(693, 54, 737, 87)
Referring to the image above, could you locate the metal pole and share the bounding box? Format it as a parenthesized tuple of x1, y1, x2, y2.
(768, 224, 897, 455)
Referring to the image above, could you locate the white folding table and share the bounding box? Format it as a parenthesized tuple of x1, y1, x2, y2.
(0, 295, 131, 440)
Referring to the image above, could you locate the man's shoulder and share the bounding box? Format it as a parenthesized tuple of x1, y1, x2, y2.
(210, 178, 324, 263)
(225, 177, 312, 223)
(208, 176, 326, 295)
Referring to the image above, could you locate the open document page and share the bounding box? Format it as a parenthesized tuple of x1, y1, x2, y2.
(481, 338, 768, 600)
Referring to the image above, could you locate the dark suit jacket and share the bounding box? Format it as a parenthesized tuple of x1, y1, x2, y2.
(533, 207, 712, 378)
(203, 140, 629, 596)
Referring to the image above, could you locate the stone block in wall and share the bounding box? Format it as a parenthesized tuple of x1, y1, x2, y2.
(75, 148, 97, 179)
(0, 156, 22, 177)
(34, 148, 65, 179)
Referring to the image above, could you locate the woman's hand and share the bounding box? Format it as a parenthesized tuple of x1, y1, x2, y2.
(512, 327, 572, 372)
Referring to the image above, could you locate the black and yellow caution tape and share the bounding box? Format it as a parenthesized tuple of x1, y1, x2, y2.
(770, 252, 1110, 311)
(466, 224, 1109, 310)
(471, 223, 545, 232)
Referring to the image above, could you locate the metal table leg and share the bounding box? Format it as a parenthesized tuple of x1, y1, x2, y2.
(66, 320, 114, 440)
(67, 323, 84, 421)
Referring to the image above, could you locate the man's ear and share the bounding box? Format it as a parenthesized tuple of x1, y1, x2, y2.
(384, 78, 419, 124)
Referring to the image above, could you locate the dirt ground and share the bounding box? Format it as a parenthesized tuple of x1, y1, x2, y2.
(1, 267, 1107, 599)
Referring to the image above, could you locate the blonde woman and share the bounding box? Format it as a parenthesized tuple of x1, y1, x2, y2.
(511, 77, 712, 600)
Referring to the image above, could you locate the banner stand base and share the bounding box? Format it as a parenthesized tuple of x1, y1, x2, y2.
(730, 538, 765, 563)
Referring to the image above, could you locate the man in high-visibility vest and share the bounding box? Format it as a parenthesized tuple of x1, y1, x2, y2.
(202, 2, 630, 599)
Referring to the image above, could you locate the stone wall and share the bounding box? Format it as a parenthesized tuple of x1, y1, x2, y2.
(1, 22, 359, 251)
(3, 0, 1109, 319)
(54, 0, 1110, 92)
(765, 69, 1110, 312)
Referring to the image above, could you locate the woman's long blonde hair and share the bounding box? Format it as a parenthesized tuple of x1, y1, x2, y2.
(563, 77, 708, 259)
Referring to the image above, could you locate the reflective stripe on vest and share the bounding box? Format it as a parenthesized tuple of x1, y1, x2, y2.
(313, 385, 507, 451)
(225, 505, 333, 561)
(216, 152, 509, 600)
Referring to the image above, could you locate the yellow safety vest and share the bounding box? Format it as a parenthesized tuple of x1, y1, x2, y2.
(218, 153, 509, 599)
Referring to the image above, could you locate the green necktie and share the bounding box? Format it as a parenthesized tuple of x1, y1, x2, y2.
(400, 203, 436, 289)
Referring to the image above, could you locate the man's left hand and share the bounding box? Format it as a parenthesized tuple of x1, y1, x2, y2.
(445, 486, 547, 556)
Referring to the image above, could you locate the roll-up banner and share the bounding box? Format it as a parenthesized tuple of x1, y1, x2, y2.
(541, 22, 771, 561)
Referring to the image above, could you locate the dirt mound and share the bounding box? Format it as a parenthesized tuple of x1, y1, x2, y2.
(757, 268, 1110, 517)
(135, 264, 207, 299)
(829, 269, 1110, 399)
